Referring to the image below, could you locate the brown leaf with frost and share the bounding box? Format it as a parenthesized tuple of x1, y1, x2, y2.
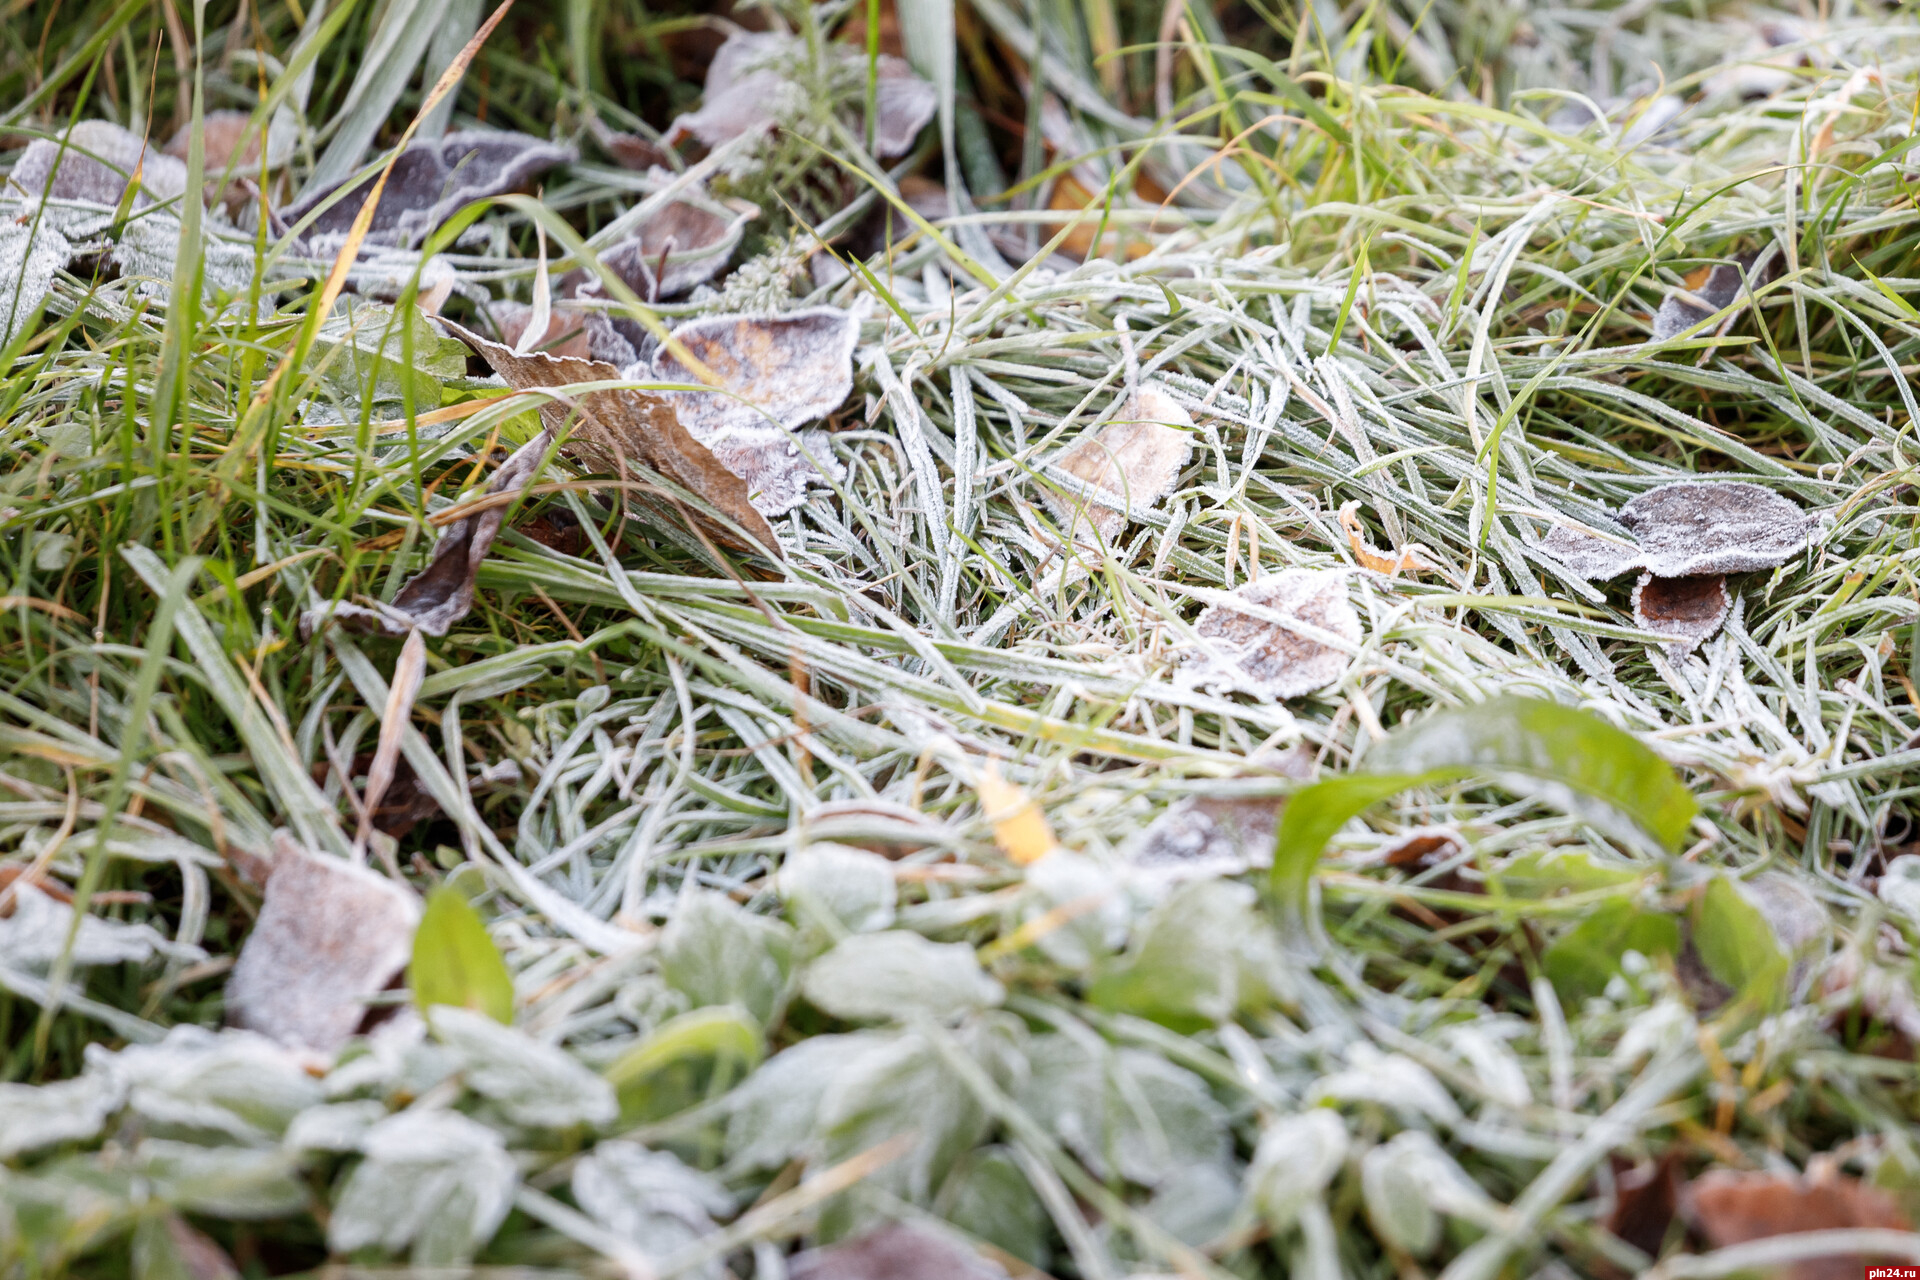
(1044, 384, 1193, 543)
(487, 300, 590, 360)
(9, 120, 190, 209)
(448, 319, 779, 549)
(1181, 568, 1360, 700)
(1130, 795, 1283, 881)
(1633, 571, 1732, 654)
(646, 307, 858, 515)
(592, 191, 757, 301)
(287, 130, 575, 250)
(1681, 1167, 1912, 1280)
(1339, 500, 1438, 578)
(224, 832, 419, 1053)
(1540, 481, 1813, 581)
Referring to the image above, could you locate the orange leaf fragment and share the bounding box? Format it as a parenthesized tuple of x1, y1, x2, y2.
(978, 762, 1056, 866)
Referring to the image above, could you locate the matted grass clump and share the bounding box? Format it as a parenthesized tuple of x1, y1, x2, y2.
(3, 0, 1920, 1275)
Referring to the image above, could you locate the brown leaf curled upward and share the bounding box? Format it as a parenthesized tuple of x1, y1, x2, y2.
(1632, 571, 1731, 655)
(590, 189, 758, 301)
(1181, 569, 1360, 700)
(1044, 384, 1194, 543)
(9, 120, 190, 210)
(224, 833, 419, 1053)
(1681, 1167, 1912, 1280)
(1652, 251, 1777, 341)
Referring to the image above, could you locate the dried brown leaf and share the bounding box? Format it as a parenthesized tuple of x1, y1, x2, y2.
(1130, 795, 1283, 880)
(288, 130, 575, 250)
(487, 300, 591, 360)
(1681, 1168, 1912, 1280)
(448, 320, 780, 549)
(1540, 481, 1814, 581)
(1382, 827, 1465, 869)
(1632, 572, 1732, 654)
(1181, 569, 1361, 700)
(355, 629, 427, 858)
(224, 832, 420, 1052)
(1044, 384, 1194, 542)
(645, 307, 859, 515)
(665, 31, 935, 159)
(592, 191, 757, 301)
(1604, 1151, 1683, 1259)
(787, 1224, 1009, 1280)
(9, 120, 190, 209)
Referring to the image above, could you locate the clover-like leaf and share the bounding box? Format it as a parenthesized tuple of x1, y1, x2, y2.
(326, 1108, 517, 1264)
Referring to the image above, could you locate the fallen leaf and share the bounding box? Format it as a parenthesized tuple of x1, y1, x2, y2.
(1540, 481, 1814, 580)
(1340, 499, 1439, 578)
(978, 761, 1056, 866)
(1044, 383, 1193, 543)
(446, 320, 779, 549)
(1633, 571, 1732, 654)
(1181, 569, 1361, 700)
(1681, 1167, 1912, 1280)
(648, 307, 859, 515)
(1129, 795, 1283, 881)
(665, 31, 935, 159)
(165, 109, 263, 213)
(487, 299, 591, 360)
(355, 628, 428, 858)
(223, 832, 420, 1052)
(1604, 1151, 1683, 1260)
(0, 219, 71, 349)
(600, 131, 673, 171)
(787, 1223, 1009, 1280)
(8, 120, 190, 211)
(1381, 827, 1465, 868)
(590, 189, 757, 301)
(1652, 251, 1777, 341)
(288, 130, 576, 250)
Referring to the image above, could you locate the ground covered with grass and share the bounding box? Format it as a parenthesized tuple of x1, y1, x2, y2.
(3, 0, 1920, 1275)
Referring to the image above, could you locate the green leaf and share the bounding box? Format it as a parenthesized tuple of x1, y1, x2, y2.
(1272, 697, 1695, 917)
(1368, 697, 1698, 855)
(1544, 900, 1682, 1003)
(411, 886, 514, 1023)
(1088, 881, 1270, 1030)
(1271, 772, 1434, 914)
(603, 1005, 764, 1125)
(657, 891, 793, 1026)
(1693, 876, 1790, 1012)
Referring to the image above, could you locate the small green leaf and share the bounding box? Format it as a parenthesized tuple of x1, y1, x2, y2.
(603, 1006, 764, 1125)
(1693, 876, 1789, 1012)
(1271, 772, 1434, 914)
(411, 886, 514, 1024)
(1544, 900, 1682, 1003)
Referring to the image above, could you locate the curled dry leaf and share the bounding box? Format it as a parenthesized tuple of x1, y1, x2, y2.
(487, 300, 590, 360)
(1340, 500, 1439, 578)
(665, 31, 936, 160)
(8, 120, 190, 210)
(1633, 571, 1732, 654)
(1603, 1151, 1683, 1259)
(1652, 251, 1777, 341)
(302, 419, 564, 638)
(446, 319, 780, 549)
(165, 109, 271, 214)
(590, 187, 758, 301)
(1043, 384, 1194, 543)
(1181, 569, 1361, 700)
(1681, 1167, 1912, 1280)
(648, 307, 859, 515)
(787, 1223, 1009, 1280)
(224, 832, 420, 1053)
(1541, 481, 1814, 580)
(978, 761, 1057, 866)
(288, 131, 576, 250)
